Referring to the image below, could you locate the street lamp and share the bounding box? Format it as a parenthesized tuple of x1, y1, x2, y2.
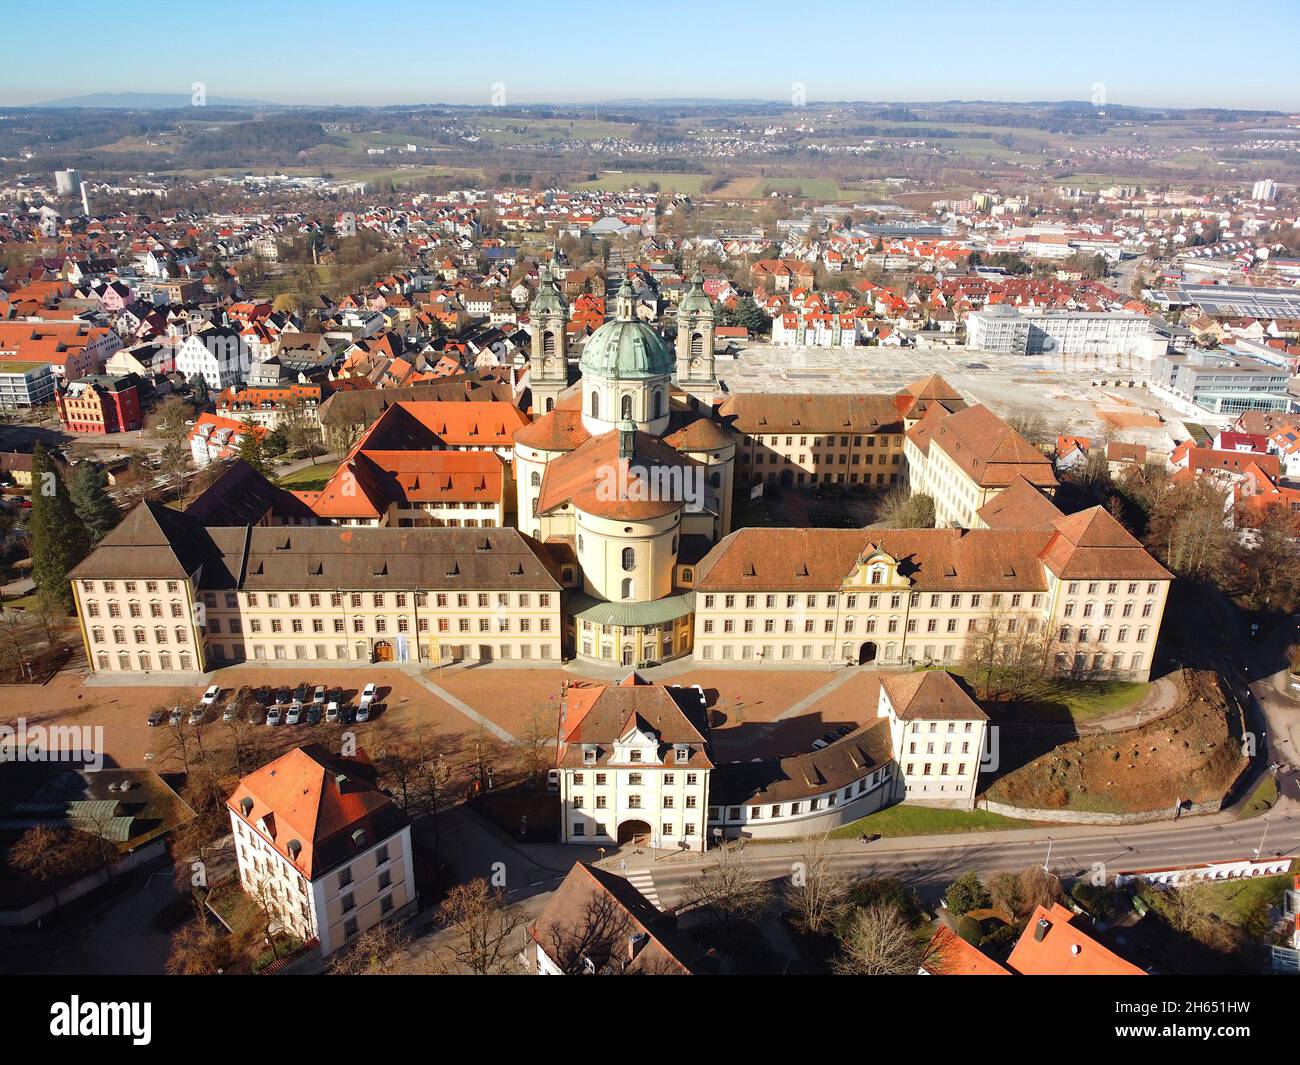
(1255, 816, 1271, 860)
(1043, 836, 1054, 872)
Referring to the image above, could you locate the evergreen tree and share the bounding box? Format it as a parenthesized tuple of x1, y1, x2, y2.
(69, 463, 120, 545)
(28, 446, 90, 614)
(236, 422, 270, 475)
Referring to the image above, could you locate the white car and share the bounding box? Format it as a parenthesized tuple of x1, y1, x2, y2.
(168, 706, 184, 727)
(201, 685, 221, 706)
(313, 685, 326, 707)
(359, 683, 377, 712)
(285, 701, 303, 725)
(265, 706, 283, 726)
(325, 701, 341, 723)
(188, 706, 206, 725)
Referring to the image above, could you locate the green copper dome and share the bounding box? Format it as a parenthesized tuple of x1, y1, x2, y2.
(580, 319, 674, 380)
(677, 270, 713, 316)
(530, 266, 567, 317)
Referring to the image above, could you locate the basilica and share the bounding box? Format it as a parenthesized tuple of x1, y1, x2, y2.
(514, 269, 736, 668)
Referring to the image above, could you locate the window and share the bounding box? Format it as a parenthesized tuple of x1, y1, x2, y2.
(590, 391, 600, 419)
(621, 547, 635, 571)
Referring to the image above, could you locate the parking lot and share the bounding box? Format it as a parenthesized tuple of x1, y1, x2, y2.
(8, 659, 891, 777)
(719, 343, 1195, 444)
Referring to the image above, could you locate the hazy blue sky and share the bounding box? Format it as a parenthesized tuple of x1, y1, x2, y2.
(4, 0, 1297, 110)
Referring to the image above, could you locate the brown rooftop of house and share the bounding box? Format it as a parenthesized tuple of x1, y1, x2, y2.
(717, 392, 903, 435)
(557, 673, 711, 770)
(911, 404, 1057, 489)
(975, 475, 1063, 530)
(528, 862, 697, 975)
(710, 717, 894, 805)
(880, 670, 987, 721)
(538, 429, 704, 521)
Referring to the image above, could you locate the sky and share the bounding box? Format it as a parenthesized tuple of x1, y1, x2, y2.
(3, 0, 1298, 111)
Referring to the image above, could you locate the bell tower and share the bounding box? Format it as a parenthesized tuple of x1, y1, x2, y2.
(675, 270, 717, 407)
(528, 266, 569, 415)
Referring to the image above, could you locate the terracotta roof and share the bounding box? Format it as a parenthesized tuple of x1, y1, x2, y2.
(558, 673, 711, 769)
(311, 449, 506, 518)
(880, 671, 987, 721)
(538, 429, 703, 521)
(662, 413, 736, 452)
(226, 744, 407, 881)
(1006, 904, 1145, 976)
(528, 862, 697, 975)
(1039, 507, 1174, 581)
(718, 392, 903, 435)
(513, 408, 591, 453)
(976, 475, 1063, 530)
(697, 527, 1052, 592)
(923, 923, 1012, 975)
(914, 404, 1057, 489)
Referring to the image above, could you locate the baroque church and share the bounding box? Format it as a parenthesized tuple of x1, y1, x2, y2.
(514, 269, 736, 669)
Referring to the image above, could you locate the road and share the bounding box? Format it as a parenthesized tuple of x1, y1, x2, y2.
(613, 806, 1299, 910)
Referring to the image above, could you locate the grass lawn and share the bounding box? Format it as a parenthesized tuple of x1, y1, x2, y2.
(276, 463, 334, 492)
(935, 665, 1149, 726)
(1182, 863, 1296, 927)
(1, 591, 40, 611)
(827, 804, 1032, 840)
(757, 177, 845, 200)
(575, 172, 707, 195)
(1238, 774, 1279, 820)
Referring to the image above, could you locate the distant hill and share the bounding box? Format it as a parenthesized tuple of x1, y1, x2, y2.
(32, 92, 280, 110)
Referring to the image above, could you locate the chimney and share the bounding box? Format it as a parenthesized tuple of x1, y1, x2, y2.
(628, 931, 647, 962)
(1034, 918, 1051, 942)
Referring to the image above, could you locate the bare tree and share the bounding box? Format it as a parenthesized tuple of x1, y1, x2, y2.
(682, 840, 771, 928)
(787, 832, 848, 936)
(961, 603, 1051, 701)
(430, 879, 526, 975)
(514, 705, 556, 784)
(834, 902, 925, 975)
(327, 919, 413, 975)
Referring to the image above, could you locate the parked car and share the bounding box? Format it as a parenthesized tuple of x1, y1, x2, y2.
(305, 703, 323, 726)
(168, 706, 184, 727)
(222, 705, 238, 723)
(254, 687, 273, 708)
(265, 706, 283, 726)
(200, 685, 221, 706)
(285, 701, 303, 725)
(313, 685, 326, 707)
(325, 701, 341, 724)
(355, 700, 372, 723)
(188, 706, 206, 725)
(246, 704, 265, 725)
(359, 683, 378, 712)
(294, 684, 309, 705)
(340, 704, 357, 725)
(275, 688, 291, 707)
(148, 709, 168, 727)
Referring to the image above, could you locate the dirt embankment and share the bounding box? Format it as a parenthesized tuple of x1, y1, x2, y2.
(986, 670, 1246, 814)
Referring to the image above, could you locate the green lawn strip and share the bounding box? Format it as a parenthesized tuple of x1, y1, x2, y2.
(825, 803, 1033, 840)
(1237, 774, 1279, 820)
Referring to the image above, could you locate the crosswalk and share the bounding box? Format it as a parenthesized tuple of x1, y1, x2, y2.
(623, 868, 662, 910)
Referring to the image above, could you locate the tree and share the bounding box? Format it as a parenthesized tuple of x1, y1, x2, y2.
(431, 879, 526, 975)
(944, 871, 991, 916)
(236, 422, 271, 476)
(28, 446, 89, 613)
(327, 919, 412, 975)
(6, 824, 103, 882)
(1234, 505, 1300, 613)
(834, 902, 924, 975)
(682, 841, 771, 929)
(787, 832, 848, 936)
(166, 917, 250, 975)
(1145, 476, 1234, 583)
(962, 603, 1050, 700)
(875, 488, 936, 529)
(68, 462, 120, 545)
(514, 705, 556, 784)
